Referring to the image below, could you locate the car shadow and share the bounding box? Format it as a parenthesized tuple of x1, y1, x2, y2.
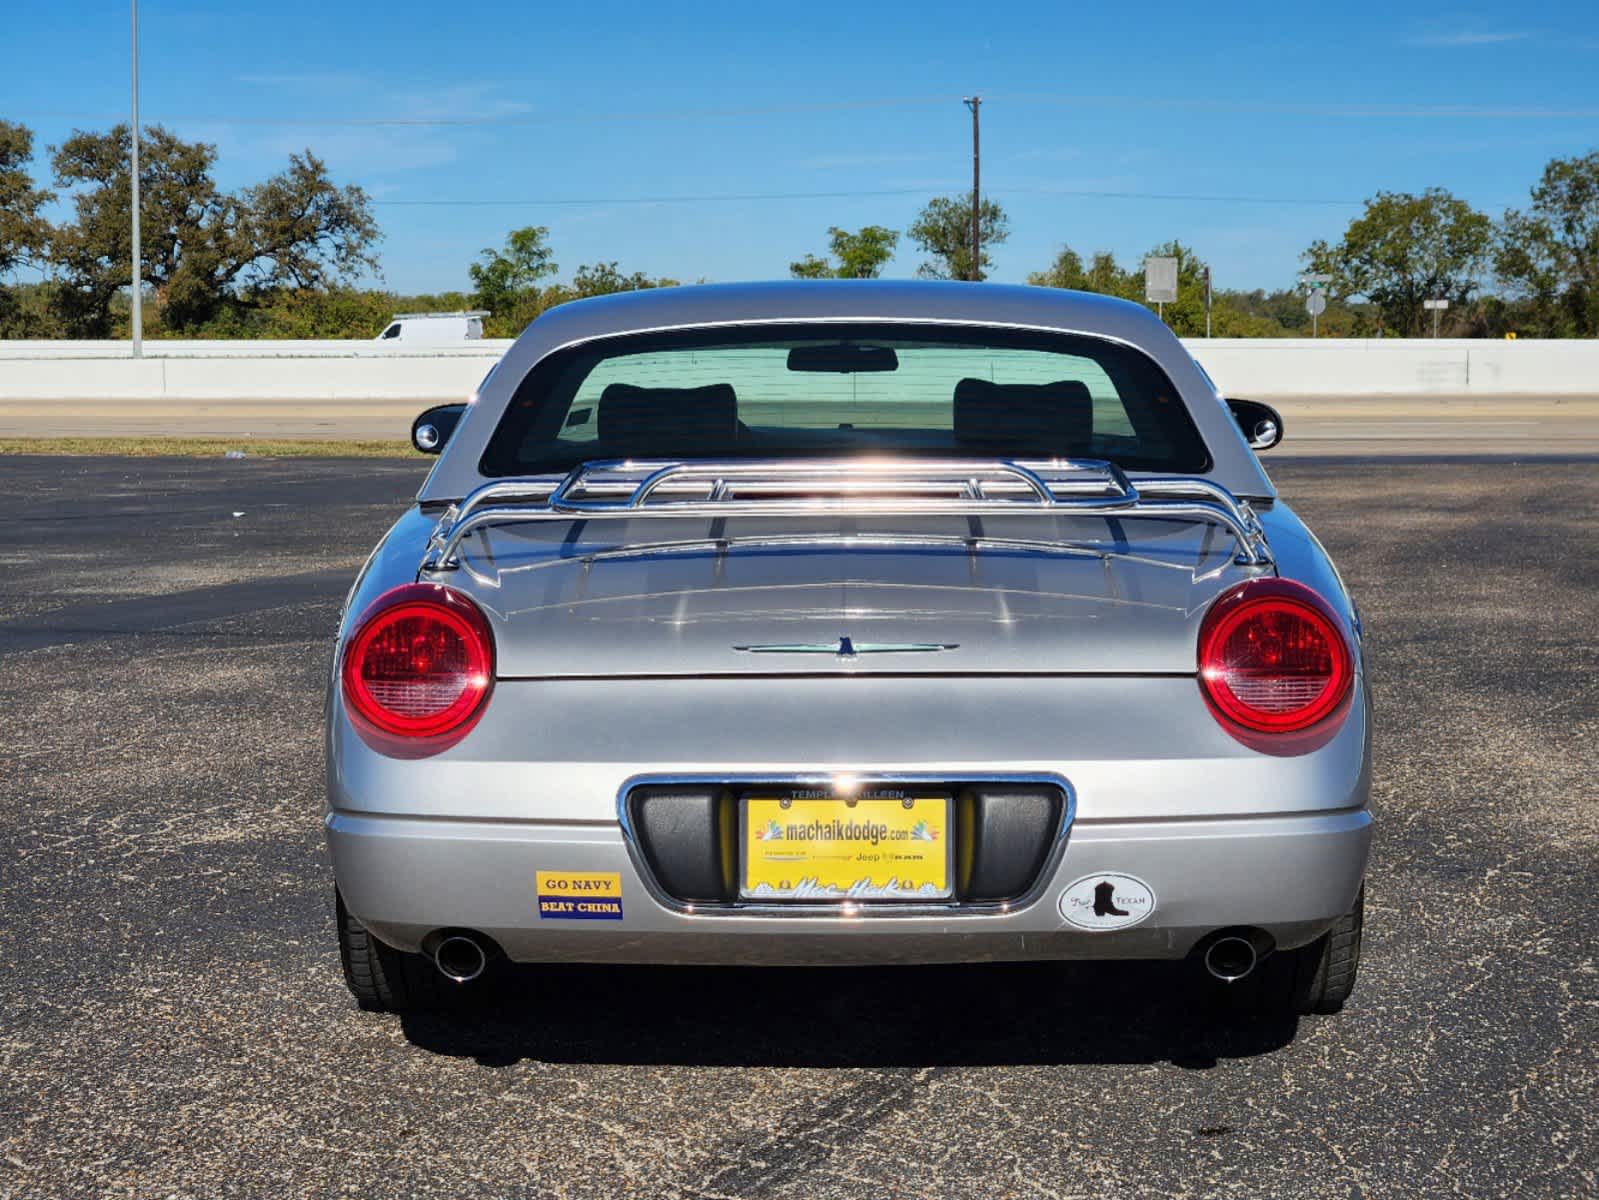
(398, 959, 1299, 1069)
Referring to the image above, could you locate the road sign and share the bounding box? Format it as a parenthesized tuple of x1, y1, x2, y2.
(1145, 257, 1178, 305)
(1424, 298, 1450, 338)
(1304, 286, 1329, 337)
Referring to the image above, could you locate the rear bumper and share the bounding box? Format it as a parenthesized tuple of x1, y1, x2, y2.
(327, 805, 1371, 966)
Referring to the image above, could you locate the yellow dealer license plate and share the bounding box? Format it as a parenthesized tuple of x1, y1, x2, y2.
(741, 792, 952, 901)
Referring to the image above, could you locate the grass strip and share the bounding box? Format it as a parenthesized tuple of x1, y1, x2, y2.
(0, 436, 419, 458)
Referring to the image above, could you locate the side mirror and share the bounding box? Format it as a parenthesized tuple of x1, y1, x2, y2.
(411, 403, 467, 455)
(1226, 398, 1284, 452)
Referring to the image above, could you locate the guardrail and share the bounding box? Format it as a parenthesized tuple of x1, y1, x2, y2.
(0, 337, 1593, 402)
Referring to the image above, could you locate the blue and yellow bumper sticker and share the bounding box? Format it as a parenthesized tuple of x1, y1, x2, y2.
(537, 870, 623, 920)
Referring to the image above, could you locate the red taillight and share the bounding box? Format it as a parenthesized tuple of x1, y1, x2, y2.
(1198, 579, 1353, 734)
(341, 583, 494, 752)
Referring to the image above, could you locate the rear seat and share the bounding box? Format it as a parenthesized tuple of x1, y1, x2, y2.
(953, 377, 1093, 452)
(597, 382, 740, 455)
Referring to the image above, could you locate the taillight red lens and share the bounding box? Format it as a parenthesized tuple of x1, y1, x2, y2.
(341, 584, 494, 748)
(1198, 579, 1353, 734)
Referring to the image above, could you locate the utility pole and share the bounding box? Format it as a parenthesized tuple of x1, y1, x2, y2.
(963, 95, 981, 281)
(130, 0, 142, 357)
(1204, 266, 1212, 338)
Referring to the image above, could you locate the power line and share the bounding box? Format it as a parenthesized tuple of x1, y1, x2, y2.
(985, 92, 1599, 120)
(1013, 186, 1386, 207)
(367, 184, 1404, 211)
(15, 94, 955, 129)
(373, 186, 955, 207)
(16, 93, 1599, 130)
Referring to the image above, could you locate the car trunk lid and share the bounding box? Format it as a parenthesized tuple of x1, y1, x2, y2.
(442, 512, 1259, 678)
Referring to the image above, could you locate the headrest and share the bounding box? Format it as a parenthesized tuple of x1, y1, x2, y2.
(597, 383, 738, 451)
(953, 377, 1094, 450)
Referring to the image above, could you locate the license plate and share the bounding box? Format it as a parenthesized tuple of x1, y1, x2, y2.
(740, 792, 953, 901)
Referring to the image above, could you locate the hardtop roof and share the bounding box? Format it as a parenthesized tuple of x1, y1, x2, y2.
(518, 279, 1169, 344)
(417, 280, 1276, 502)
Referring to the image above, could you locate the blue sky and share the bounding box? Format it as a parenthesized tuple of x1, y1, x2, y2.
(4, 0, 1597, 294)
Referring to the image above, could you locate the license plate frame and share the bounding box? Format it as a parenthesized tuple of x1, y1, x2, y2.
(738, 788, 954, 902)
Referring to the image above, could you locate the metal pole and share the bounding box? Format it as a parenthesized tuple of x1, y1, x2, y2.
(1204, 266, 1212, 338)
(963, 96, 981, 281)
(130, 0, 142, 357)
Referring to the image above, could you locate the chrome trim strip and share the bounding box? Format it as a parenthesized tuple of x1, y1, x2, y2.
(614, 770, 1076, 920)
(732, 639, 960, 657)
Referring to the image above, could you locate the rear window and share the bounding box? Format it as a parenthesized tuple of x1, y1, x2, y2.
(480, 323, 1210, 476)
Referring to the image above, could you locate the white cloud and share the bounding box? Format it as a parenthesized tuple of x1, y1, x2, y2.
(797, 150, 940, 171)
(182, 79, 540, 181)
(1006, 146, 1084, 164)
(189, 123, 462, 183)
(390, 84, 535, 123)
(235, 71, 367, 90)
(1405, 30, 1530, 47)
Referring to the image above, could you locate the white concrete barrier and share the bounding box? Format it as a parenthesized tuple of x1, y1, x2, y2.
(0, 337, 1593, 403)
(0, 340, 508, 403)
(0, 339, 513, 358)
(1186, 339, 1599, 398)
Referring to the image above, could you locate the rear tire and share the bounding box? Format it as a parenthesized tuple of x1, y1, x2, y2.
(1207, 885, 1364, 1020)
(336, 889, 458, 1013)
(1291, 884, 1365, 1015)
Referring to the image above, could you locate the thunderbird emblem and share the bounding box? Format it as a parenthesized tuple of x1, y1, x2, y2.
(733, 637, 958, 658)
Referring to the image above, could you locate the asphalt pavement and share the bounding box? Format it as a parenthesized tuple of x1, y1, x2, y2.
(0, 452, 1594, 1199)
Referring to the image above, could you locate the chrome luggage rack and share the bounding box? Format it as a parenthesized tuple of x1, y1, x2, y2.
(420, 457, 1272, 571)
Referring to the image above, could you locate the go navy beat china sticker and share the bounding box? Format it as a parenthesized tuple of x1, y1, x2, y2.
(1057, 874, 1156, 931)
(536, 871, 624, 920)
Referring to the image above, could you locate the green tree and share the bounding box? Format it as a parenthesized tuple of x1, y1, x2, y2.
(469, 226, 557, 320)
(0, 121, 51, 278)
(46, 125, 380, 335)
(229, 154, 380, 290)
(0, 121, 55, 335)
(1026, 240, 1214, 333)
(1496, 151, 1599, 336)
(789, 225, 900, 279)
(570, 260, 679, 298)
(789, 253, 832, 279)
(1304, 188, 1494, 337)
(1026, 245, 1087, 290)
(50, 125, 211, 334)
(1082, 250, 1136, 297)
(240, 287, 396, 338)
(1026, 245, 1140, 298)
(162, 150, 379, 329)
(908, 196, 1008, 281)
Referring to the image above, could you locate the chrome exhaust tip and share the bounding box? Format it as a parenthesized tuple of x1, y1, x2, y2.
(432, 934, 487, 984)
(1204, 935, 1259, 983)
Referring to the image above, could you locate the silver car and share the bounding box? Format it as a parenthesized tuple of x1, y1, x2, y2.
(328, 281, 1370, 1021)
